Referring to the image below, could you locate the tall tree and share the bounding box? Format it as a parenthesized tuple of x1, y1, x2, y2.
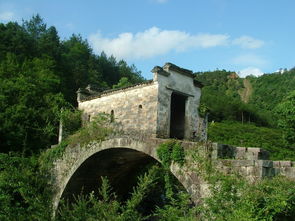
(60, 34, 94, 104)
(0, 15, 145, 153)
(0, 22, 33, 61)
(0, 54, 67, 153)
(117, 60, 143, 83)
(275, 90, 295, 145)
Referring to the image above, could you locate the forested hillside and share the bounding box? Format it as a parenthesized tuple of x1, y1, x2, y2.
(195, 69, 295, 160)
(0, 15, 144, 154)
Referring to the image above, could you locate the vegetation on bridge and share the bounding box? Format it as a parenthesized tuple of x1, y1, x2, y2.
(157, 140, 185, 167)
(39, 112, 113, 174)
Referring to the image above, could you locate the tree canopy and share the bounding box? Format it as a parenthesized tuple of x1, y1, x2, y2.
(275, 90, 295, 145)
(0, 15, 144, 154)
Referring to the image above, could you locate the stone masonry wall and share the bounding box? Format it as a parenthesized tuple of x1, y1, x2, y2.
(212, 143, 295, 181)
(155, 68, 202, 139)
(78, 82, 159, 136)
(78, 63, 204, 140)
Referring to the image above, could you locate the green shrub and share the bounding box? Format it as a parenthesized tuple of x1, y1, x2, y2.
(193, 150, 295, 221)
(157, 140, 186, 201)
(171, 143, 185, 166)
(60, 108, 82, 140)
(39, 140, 69, 173)
(39, 113, 114, 175)
(57, 177, 121, 221)
(157, 140, 185, 167)
(199, 175, 295, 221)
(66, 113, 113, 147)
(0, 153, 52, 220)
(155, 191, 197, 221)
(57, 166, 159, 221)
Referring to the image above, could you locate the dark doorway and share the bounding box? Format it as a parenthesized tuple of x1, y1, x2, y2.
(170, 92, 187, 139)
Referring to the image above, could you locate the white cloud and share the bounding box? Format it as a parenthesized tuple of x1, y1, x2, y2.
(89, 27, 229, 60)
(0, 11, 15, 21)
(237, 67, 264, 78)
(232, 54, 267, 66)
(89, 27, 266, 61)
(233, 36, 264, 49)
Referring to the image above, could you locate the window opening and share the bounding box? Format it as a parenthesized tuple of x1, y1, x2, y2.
(110, 110, 114, 122)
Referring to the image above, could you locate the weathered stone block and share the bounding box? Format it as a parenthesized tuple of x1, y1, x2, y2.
(233, 159, 256, 167)
(255, 160, 273, 168)
(273, 161, 281, 167)
(284, 167, 295, 178)
(242, 148, 269, 160)
(246, 166, 262, 178)
(211, 143, 236, 159)
(245, 166, 256, 176)
(273, 161, 292, 167)
(234, 147, 247, 159)
(280, 161, 292, 167)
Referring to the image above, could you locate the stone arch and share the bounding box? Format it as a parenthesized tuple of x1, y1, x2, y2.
(61, 148, 160, 203)
(51, 137, 201, 212)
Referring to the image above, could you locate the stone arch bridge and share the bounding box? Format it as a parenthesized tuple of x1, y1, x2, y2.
(51, 136, 295, 211)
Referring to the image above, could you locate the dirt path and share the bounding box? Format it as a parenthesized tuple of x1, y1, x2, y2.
(239, 78, 252, 103)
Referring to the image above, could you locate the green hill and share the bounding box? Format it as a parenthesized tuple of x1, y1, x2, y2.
(248, 70, 295, 112)
(195, 69, 295, 160)
(196, 69, 295, 125)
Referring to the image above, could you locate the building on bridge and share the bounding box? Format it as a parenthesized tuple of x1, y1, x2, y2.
(52, 63, 294, 213)
(77, 63, 206, 140)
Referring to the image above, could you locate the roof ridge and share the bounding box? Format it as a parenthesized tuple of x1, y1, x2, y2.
(78, 80, 154, 102)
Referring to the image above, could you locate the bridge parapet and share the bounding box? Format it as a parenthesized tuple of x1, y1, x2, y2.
(211, 143, 295, 181)
(211, 143, 269, 160)
(273, 161, 295, 179)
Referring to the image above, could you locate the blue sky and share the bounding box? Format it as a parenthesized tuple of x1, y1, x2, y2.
(1, 0, 295, 79)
